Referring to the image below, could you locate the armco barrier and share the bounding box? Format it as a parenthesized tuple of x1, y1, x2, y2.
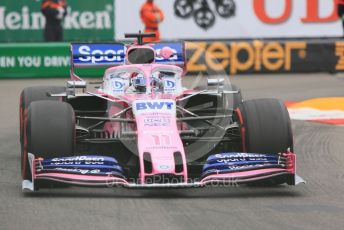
(0, 43, 104, 78)
(0, 38, 343, 78)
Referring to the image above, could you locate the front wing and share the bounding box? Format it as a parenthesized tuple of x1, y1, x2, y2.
(22, 152, 305, 192)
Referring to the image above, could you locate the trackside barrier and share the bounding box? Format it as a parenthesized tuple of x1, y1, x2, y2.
(0, 43, 104, 78)
(185, 38, 344, 75)
(0, 38, 343, 78)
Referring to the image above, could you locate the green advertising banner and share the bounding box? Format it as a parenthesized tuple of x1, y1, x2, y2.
(0, 0, 115, 42)
(0, 43, 104, 78)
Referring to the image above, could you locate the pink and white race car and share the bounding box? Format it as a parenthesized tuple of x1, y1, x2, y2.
(19, 33, 304, 191)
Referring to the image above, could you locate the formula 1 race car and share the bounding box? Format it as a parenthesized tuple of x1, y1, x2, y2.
(20, 33, 304, 191)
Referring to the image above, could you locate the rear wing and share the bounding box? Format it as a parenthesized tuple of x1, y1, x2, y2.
(70, 42, 186, 80)
(71, 43, 126, 68)
(149, 42, 186, 66)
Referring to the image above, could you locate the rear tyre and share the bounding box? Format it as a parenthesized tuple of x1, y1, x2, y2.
(22, 101, 75, 180)
(235, 98, 293, 185)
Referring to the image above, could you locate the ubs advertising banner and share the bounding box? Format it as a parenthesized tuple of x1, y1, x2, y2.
(116, 0, 342, 40)
(0, 0, 115, 42)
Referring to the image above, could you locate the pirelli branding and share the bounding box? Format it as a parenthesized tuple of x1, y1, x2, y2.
(186, 40, 307, 75)
(335, 41, 344, 71)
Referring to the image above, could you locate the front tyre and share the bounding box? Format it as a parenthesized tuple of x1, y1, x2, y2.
(20, 86, 66, 144)
(235, 98, 293, 153)
(235, 98, 293, 185)
(22, 101, 75, 180)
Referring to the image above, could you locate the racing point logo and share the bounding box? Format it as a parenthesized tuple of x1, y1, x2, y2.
(174, 0, 236, 30)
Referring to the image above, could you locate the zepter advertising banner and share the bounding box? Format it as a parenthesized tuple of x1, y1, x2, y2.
(185, 39, 344, 75)
(115, 0, 342, 40)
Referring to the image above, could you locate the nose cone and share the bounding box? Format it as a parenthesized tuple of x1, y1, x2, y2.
(133, 99, 188, 183)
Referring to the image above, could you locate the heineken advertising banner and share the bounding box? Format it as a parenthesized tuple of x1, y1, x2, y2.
(0, 0, 115, 42)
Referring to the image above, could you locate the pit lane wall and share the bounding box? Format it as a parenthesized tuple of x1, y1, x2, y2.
(0, 38, 343, 78)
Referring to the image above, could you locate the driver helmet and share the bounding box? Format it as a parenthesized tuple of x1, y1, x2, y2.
(151, 75, 163, 91)
(131, 73, 146, 92)
(130, 72, 164, 92)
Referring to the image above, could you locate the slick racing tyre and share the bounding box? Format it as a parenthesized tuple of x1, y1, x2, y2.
(235, 98, 293, 185)
(20, 86, 66, 144)
(235, 98, 293, 154)
(22, 101, 75, 180)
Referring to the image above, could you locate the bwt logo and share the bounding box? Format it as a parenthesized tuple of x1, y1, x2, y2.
(78, 45, 124, 64)
(135, 102, 174, 111)
(164, 80, 176, 89)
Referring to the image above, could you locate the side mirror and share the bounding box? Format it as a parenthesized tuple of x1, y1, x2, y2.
(207, 77, 225, 93)
(67, 81, 87, 89)
(207, 78, 224, 87)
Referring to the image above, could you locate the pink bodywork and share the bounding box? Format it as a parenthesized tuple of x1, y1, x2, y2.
(29, 63, 299, 188)
(134, 99, 187, 183)
(102, 64, 188, 183)
(22, 42, 302, 190)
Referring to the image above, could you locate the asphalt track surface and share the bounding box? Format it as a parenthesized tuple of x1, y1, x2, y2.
(1, 73, 344, 230)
